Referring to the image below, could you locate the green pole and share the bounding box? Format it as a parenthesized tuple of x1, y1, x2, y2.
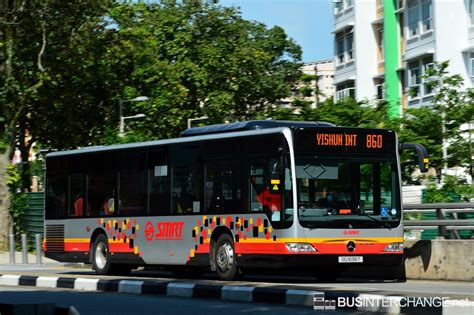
(384, 0, 400, 118)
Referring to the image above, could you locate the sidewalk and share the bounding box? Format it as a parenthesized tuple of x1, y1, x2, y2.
(0, 251, 65, 265)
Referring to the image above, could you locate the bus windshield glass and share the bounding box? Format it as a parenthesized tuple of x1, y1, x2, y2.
(296, 156, 400, 229)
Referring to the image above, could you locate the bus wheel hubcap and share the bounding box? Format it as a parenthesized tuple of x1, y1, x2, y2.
(217, 242, 234, 272)
(95, 242, 107, 270)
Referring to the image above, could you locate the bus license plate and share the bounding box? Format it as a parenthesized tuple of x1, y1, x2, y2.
(338, 256, 363, 263)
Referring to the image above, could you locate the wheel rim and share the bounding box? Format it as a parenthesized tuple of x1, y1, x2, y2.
(216, 241, 234, 272)
(95, 241, 108, 270)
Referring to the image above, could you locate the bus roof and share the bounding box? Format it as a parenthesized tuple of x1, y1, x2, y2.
(181, 120, 335, 137)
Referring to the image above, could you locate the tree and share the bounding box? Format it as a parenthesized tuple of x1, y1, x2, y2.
(400, 61, 473, 180)
(106, 2, 302, 140)
(427, 61, 473, 179)
(0, 1, 115, 190)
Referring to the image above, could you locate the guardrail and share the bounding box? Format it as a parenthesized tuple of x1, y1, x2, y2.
(404, 203, 474, 239)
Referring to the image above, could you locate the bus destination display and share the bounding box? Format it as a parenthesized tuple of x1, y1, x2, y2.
(295, 128, 396, 154)
(316, 133, 383, 149)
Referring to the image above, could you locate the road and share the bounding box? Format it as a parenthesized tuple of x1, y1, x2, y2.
(1, 265, 473, 299)
(0, 285, 356, 315)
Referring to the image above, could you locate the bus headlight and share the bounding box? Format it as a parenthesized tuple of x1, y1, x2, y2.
(383, 242, 404, 252)
(285, 242, 317, 252)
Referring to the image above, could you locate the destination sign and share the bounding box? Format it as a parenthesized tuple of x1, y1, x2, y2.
(295, 128, 396, 155)
(316, 133, 383, 149)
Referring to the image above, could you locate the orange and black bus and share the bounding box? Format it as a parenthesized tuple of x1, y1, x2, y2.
(44, 120, 428, 280)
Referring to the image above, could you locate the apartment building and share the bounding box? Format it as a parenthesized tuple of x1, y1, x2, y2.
(333, 0, 474, 117)
(281, 60, 335, 108)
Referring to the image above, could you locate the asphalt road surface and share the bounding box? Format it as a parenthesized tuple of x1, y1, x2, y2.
(0, 285, 360, 315)
(1, 265, 473, 299)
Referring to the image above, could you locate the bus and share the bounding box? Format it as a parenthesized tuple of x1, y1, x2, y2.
(44, 120, 429, 281)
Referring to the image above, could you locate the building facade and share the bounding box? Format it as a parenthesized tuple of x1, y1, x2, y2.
(281, 60, 335, 108)
(333, 0, 474, 117)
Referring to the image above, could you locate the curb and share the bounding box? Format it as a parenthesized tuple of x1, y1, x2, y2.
(1, 274, 473, 314)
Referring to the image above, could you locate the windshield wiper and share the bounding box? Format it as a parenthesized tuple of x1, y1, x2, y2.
(358, 214, 393, 229)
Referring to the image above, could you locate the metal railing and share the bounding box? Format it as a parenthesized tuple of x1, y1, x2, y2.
(404, 203, 474, 239)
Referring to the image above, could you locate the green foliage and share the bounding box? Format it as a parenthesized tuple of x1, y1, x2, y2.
(6, 165, 27, 236)
(424, 175, 474, 203)
(422, 61, 473, 178)
(105, 2, 302, 141)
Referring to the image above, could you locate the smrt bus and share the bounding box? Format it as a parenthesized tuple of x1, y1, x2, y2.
(44, 120, 428, 280)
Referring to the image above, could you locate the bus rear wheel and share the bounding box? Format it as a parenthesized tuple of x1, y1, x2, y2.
(92, 234, 132, 275)
(92, 234, 112, 275)
(214, 234, 239, 281)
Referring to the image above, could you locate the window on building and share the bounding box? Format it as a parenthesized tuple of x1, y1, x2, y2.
(408, 61, 421, 98)
(334, 1, 343, 15)
(378, 28, 384, 61)
(345, 0, 353, 9)
(335, 82, 355, 101)
(470, 53, 474, 78)
(336, 33, 345, 65)
(421, 0, 432, 32)
(376, 83, 385, 100)
(422, 58, 434, 95)
(407, 57, 434, 99)
(407, 0, 419, 38)
(470, 0, 474, 25)
(346, 33, 354, 61)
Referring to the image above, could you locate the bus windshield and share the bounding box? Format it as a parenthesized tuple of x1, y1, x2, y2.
(296, 155, 401, 229)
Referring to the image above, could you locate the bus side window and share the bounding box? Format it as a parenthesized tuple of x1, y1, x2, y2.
(118, 150, 147, 216)
(69, 173, 85, 217)
(249, 159, 282, 220)
(205, 160, 243, 214)
(172, 166, 200, 214)
(87, 153, 116, 217)
(149, 147, 170, 215)
(46, 172, 68, 219)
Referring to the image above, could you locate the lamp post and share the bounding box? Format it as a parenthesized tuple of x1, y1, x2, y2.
(187, 116, 209, 129)
(119, 96, 148, 137)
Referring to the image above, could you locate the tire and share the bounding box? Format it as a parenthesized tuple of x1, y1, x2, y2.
(92, 234, 113, 275)
(214, 234, 239, 281)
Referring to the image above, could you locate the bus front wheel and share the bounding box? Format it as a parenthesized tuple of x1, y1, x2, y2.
(214, 234, 238, 281)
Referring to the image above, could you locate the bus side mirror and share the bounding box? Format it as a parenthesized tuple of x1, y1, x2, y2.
(399, 143, 429, 173)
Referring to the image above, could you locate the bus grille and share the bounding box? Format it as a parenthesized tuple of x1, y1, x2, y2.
(45, 225, 65, 253)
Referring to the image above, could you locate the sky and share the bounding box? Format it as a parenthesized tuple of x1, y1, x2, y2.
(219, 0, 334, 62)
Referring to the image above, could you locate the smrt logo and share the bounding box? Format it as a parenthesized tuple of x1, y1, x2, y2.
(343, 230, 360, 236)
(145, 221, 184, 241)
